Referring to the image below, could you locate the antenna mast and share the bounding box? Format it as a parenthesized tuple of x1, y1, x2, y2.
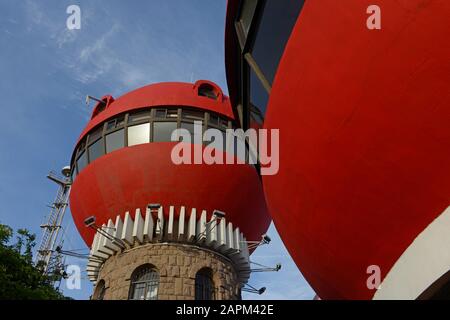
(35, 166, 72, 285)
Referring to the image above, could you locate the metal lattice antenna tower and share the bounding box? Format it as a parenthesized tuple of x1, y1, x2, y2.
(35, 166, 72, 283)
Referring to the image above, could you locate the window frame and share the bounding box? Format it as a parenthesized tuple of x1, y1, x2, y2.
(128, 265, 160, 301)
(195, 268, 216, 300)
(71, 107, 239, 179)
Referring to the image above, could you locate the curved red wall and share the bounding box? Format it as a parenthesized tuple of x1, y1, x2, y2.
(71, 143, 270, 246)
(263, 0, 450, 299)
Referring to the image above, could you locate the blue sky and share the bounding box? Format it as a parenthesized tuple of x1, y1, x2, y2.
(0, 0, 314, 300)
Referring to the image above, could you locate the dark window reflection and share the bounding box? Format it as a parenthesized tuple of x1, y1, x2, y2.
(88, 138, 104, 163)
(252, 0, 304, 84)
(195, 268, 215, 300)
(153, 122, 177, 142)
(181, 122, 202, 143)
(250, 70, 269, 116)
(239, 0, 258, 37)
(89, 126, 103, 143)
(76, 151, 88, 173)
(106, 129, 124, 153)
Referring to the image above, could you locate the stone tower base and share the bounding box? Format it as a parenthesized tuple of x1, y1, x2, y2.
(93, 243, 241, 300)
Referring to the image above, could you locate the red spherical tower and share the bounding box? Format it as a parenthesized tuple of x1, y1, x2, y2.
(225, 0, 450, 300)
(69, 80, 270, 300)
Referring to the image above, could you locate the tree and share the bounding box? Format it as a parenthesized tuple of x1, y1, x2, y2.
(0, 223, 65, 300)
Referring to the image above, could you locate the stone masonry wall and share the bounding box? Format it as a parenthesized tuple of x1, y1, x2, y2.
(93, 243, 241, 300)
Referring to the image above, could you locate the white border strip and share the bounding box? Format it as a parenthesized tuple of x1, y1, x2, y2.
(87, 205, 251, 285)
(374, 206, 450, 299)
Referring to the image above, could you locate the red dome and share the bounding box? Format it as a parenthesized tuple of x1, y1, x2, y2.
(75, 80, 235, 146)
(69, 81, 270, 246)
(261, 0, 450, 299)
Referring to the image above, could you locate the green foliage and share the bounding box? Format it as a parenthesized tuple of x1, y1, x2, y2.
(0, 223, 65, 300)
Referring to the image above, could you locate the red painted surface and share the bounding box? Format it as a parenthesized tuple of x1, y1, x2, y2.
(258, 0, 450, 299)
(75, 80, 234, 147)
(70, 143, 270, 246)
(70, 81, 270, 248)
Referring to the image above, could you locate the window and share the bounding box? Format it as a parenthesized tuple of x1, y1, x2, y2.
(77, 140, 86, 157)
(106, 129, 124, 153)
(129, 265, 159, 300)
(76, 151, 88, 173)
(183, 109, 205, 121)
(250, 104, 264, 126)
(181, 122, 202, 144)
(250, 69, 269, 116)
(206, 127, 227, 152)
(251, 0, 305, 85)
(93, 280, 106, 300)
(88, 126, 103, 144)
(106, 116, 125, 131)
(195, 268, 215, 300)
(88, 138, 104, 163)
(167, 108, 178, 118)
(71, 168, 77, 182)
(198, 85, 218, 100)
(238, 0, 258, 37)
(155, 109, 167, 119)
(128, 110, 150, 123)
(153, 122, 177, 142)
(128, 123, 150, 147)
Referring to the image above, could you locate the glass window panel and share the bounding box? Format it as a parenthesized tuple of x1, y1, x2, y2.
(250, 106, 264, 125)
(77, 140, 86, 157)
(219, 118, 229, 129)
(128, 123, 150, 146)
(181, 122, 203, 144)
(106, 116, 125, 131)
(239, 0, 258, 37)
(195, 269, 215, 300)
(71, 167, 77, 182)
(198, 85, 217, 100)
(206, 127, 226, 151)
(252, 0, 305, 84)
(155, 109, 166, 118)
(76, 151, 88, 173)
(129, 110, 150, 123)
(106, 119, 116, 131)
(209, 114, 219, 126)
(88, 138, 104, 163)
(106, 129, 124, 153)
(250, 70, 269, 116)
(183, 109, 204, 121)
(153, 122, 177, 142)
(116, 116, 125, 127)
(88, 126, 103, 143)
(167, 108, 178, 118)
(133, 283, 146, 300)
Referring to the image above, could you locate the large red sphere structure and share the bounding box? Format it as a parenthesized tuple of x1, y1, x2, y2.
(226, 0, 450, 299)
(263, 0, 450, 299)
(69, 81, 270, 246)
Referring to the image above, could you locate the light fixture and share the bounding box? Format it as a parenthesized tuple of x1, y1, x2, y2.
(262, 234, 271, 244)
(147, 203, 162, 210)
(250, 261, 282, 273)
(84, 216, 96, 227)
(84, 215, 125, 249)
(242, 284, 267, 295)
(212, 210, 226, 220)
